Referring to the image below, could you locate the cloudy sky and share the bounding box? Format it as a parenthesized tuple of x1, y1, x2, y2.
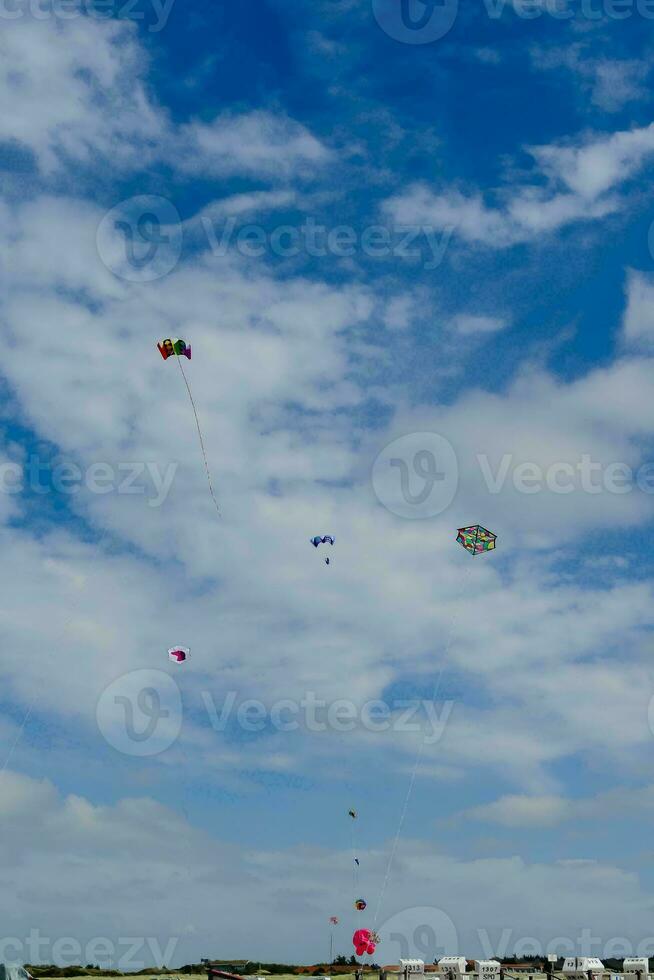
(3, 0, 654, 969)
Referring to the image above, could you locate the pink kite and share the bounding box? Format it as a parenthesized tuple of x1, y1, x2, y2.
(353, 928, 378, 957)
(168, 646, 190, 664)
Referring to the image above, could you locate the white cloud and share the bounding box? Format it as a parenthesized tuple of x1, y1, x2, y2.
(383, 184, 618, 248)
(532, 123, 654, 200)
(589, 60, 649, 113)
(191, 190, 297, 224)
(3, 770, 654, 963)
(178, 111, 330, 181)
(0, 15, 164, 175)
(0, 15, 329, 186)
(464, 795, 574, 828)
(450, 314, 508, 335)
(622, 270, 654, 350)
(463, 785, 654, 828)
(531, 46, 650, 114)
(384, 121, 654, 247)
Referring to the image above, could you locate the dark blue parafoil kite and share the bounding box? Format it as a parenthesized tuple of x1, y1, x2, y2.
(311, 535, 335, 565)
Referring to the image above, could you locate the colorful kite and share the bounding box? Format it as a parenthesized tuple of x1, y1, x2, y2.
(168, 646, 190, 664)
(354, 898, 367, 911)
(158, 338, 192, 360)
(330, 917, 339, 925)
(456, 525, 497, 555)
(353, 929, 379, 957)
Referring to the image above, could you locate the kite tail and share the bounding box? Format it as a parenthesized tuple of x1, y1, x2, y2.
(176, 356, 221, 518)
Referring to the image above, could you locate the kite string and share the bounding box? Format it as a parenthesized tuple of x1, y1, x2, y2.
(1, 701, 34, 777)
(372, 561, 473, 933)
(351, 818, 359, 897)
(176, 356, 221, 518)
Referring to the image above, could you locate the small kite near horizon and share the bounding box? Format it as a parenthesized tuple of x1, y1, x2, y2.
(353, 929, 379, 956)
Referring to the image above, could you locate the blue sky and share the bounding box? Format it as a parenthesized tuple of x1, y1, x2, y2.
(3, 0, 654, 969)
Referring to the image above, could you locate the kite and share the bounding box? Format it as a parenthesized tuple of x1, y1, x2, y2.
(311, 535, 335, 547)
(456, 525, 496, 556)
(354, 898, 367, 911)
(169, 646, 190, 664)
(158, 338, 192, 360)
(349, 809, 357, 819)
(353, 929, 379, 957)
(330, 917, 339, 925)
(354, 858, 360, 866)
(311, 535, 335, 565)
(157, 339, 221, 517)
